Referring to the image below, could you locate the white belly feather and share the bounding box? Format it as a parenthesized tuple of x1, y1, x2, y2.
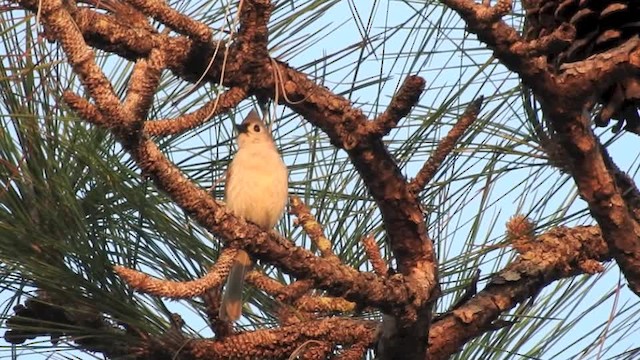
(225, 143, 288, 230)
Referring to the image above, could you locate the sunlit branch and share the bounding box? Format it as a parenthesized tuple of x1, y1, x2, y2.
(114, 248, 238, 298)
(361, 234, 388, 277)
(366, 75, 426, 138)
(144, 87, 248, 136)
(409, 96, 483, 194)
(124, 48, 166, 120)
(123, 0, 211, 42)
(290, 195, 338, 260)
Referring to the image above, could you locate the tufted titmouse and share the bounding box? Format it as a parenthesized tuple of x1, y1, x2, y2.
(219, 109, 289, 321)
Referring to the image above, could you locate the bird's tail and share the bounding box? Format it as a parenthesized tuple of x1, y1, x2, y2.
(219, 250, 251, 321)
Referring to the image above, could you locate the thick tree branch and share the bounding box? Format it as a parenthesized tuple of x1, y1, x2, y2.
(271, 68, 437, 356)
(126, 137, 412, 310)
(542, 109, 640, 295)
(428, 225, 610, 359)
(437, 0, 640, 295)
(30, 0, 416, 315)
(260, 57, 438, 290)
(558, 37, 640, 103)
(4, 221, 612, 360)
(127, 225, 610, 359)
(17, 0, 440, 357)
(153, 317, 378, 360)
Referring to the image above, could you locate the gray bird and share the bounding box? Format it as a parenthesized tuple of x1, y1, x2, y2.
(219, 110, 289, 321)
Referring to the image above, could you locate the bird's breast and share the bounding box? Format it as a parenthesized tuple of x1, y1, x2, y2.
(225, 146, 288, 229)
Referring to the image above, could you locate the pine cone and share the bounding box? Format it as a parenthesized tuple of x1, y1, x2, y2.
(4, 298, 68, 344)
(523, 0, 640, 134)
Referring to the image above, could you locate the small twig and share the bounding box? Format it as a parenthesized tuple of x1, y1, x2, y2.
(123, 47, 166, 120)
(243, 272, 306, 303)
(168, 313, 185, 333)
(276, 280, 314, 302)
(294, 294, 355, 313)
(63, 91, 108, 127)
(506, 215, 536, 254)
(287, 340, 331, 360)
(483, 0, 512, 21)
(235, 0, 272, 58)
(409, 96, 483, 194)
(144, 87, 248, 136)
(361, 234, 388, 277)
(486, 319, 516, 331)
(123, 0, 211, 43)
(114, 248, 238, 298)
(366, 75, 426, 137)
(245, 271, 356, 313)
(81, 0, 152, 30)
(519, 23, 575, 57)
(244, 270, 284, 294)
(275, 304, 308, 326)
(445, 0, 512, 23)
(202, 288, 233, 338)
(289, 196, 338, 260)
(243, 272, 322, 305)
(335, 343, 368, 360)
(242, 272, 313, 326)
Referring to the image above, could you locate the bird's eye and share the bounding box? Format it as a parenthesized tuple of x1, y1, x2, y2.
(253, 124, 261, 132)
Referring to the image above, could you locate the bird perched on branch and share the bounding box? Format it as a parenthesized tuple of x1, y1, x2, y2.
(219, 109, 289, 321)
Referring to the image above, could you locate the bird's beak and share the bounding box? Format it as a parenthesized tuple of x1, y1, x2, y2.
(235, 123, 249, 134)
